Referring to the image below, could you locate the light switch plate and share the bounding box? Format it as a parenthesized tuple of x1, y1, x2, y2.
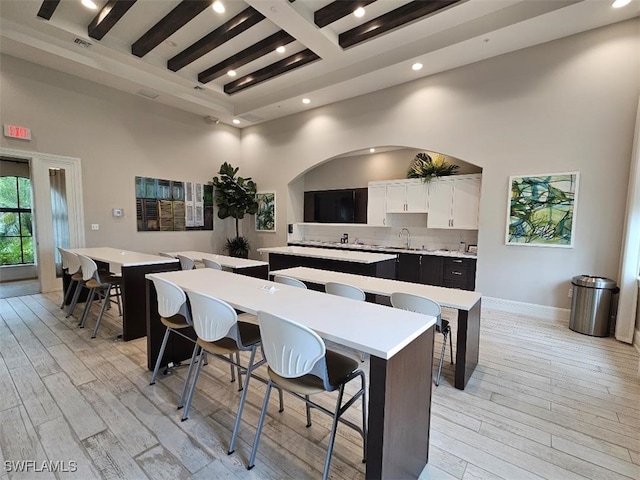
(91, 224, 99, 230)
(112, 208, 123, 217)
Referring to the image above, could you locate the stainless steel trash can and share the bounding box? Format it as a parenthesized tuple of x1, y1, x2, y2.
(569, 275, 619, 337)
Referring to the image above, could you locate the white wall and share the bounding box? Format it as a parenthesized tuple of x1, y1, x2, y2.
(0, 55, 242, 255)
(242, 19, 640, 310)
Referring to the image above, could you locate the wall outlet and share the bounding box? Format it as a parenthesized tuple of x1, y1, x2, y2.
(568, 287, 573, 298)
(91, 224, 99, 230)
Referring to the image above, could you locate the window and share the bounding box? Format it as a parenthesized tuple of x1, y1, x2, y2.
(0, 176, 34, 265)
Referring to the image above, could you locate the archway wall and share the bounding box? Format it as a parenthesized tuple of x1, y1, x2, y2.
(242, 19, 640, 309)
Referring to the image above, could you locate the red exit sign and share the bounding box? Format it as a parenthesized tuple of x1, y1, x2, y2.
(4, 124, 31, 140)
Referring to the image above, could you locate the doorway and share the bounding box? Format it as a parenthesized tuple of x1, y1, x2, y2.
(0, 148, 85, 294)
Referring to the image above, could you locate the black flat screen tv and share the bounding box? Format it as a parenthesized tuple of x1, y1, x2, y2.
(303, 188, 368, 223)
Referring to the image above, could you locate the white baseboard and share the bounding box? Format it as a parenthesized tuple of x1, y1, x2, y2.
(483, 297, 570, 322)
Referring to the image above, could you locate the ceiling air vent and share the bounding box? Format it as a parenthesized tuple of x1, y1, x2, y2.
(73, 38, 92, 48)
(238, 113, 264, 123)
(137, 89, 159, 100)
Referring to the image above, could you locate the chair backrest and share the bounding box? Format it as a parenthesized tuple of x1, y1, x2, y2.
(185, 290, 240, 344)
(258, 310, 325, 379)
(78, 254, 100, 282)
(177, 254, 196, 271)
(390, 292, 442, 327)
(273, 275, 307, 289)
(59, 248, 81, 274)
(202, 258, 222, 270)
(151, 276, 191, 322)
(325, 282, 365, 301)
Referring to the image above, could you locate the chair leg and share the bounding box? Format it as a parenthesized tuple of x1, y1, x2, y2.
(436, 330, 448, 386)
(60, 278, 75, 309)
(248, 380, 273, 470)
(229, 355, 236, 383)
(322, 385, 346, 480)
(66, 281, 83, 318)
(178, 343, 200, 409)
(114, 284, 122, 316)
(236, 352, 243, 391)
(278, 387, 284, 412)
(181, 348, 205, 421)
(305, 395, 312, 427)
(228, 347, 258, 455)
(79, 288, 96, 327)
(360, 371, 367, 463)
(449, 327, 454, 364)
(91, 287, 111, 338)
(150, 327, 171, 385)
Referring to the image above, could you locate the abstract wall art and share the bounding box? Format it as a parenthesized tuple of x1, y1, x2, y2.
(255, 192, 276, 232)
(506, 172, 579, 247)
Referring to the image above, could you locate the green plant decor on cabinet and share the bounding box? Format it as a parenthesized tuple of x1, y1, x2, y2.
(212, 162, 258, 258)
(407, 152, 459, 182)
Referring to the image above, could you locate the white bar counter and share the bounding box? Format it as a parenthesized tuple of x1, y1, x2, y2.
(258, 245, 396, 263)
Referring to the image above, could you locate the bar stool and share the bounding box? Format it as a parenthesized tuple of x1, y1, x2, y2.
(249, 311, 367, 480)
(202, 258, 222, 270)
(58, 248, 82, 310)
(177, 254, 196, 271)
(273, 275, 307, 289)
(77, 254, 123, 338)
(325, 282, 366, 360)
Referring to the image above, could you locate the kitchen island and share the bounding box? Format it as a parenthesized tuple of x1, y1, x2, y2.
(257, 245, 397, 279)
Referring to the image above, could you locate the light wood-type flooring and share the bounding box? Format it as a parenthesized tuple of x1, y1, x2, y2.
(0, 291, 638, 479)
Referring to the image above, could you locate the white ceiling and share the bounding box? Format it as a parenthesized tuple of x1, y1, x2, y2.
(0, 0, 638, 127)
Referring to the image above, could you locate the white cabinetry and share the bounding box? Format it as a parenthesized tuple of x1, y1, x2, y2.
(385, 179, 428, 213)
(367, 183, 387, 226)
(427, 175, 481, 229)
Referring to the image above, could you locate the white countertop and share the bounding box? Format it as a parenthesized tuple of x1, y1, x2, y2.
(147, 268, 435, 360)
(257, 246, 396, 263)
(69, 248, 178, 273)
(160, 251, 268, 269)
(289, 240, 477, 259)
(270, 267, 481, 311)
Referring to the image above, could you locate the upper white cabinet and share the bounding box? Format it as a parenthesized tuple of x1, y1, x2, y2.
(367, 183, 387, 226)
(427, 175, 481, 229)
(385, 179, 428, 213)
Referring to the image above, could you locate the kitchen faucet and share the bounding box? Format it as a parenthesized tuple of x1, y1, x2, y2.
(399, 228, 411, 249)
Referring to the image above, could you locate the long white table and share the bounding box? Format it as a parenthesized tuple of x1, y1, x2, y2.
(270, 266, 482, 390)
(159, 251, 269, 279)
(67, 247, 179, 340)
(145, 268, 437, 479)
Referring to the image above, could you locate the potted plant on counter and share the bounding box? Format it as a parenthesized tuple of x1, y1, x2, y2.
(407, 152, 459, 182)
(212, 162, 258, 258)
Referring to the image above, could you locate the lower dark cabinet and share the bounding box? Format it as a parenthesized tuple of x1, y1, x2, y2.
(442, 257, 476, 291)
(419, 255, 444, 287)
(396, 253, 476, 291)
(397, 253, 421, 283)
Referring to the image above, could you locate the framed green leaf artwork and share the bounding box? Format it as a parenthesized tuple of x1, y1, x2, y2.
(506, 172, 579, 247)
(255, 192, 276, 232)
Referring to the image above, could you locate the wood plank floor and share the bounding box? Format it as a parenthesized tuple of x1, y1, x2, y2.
(0, 292, 638, 479)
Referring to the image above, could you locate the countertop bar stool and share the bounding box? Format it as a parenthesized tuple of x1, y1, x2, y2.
(325, 282, 367, 361)
(149, 276, 201, 408)
(248, 311, 367, 480)
(273, 274, 307, 289)
(202, 258, 222, 270)
(77, 254, 123, 338)
(181, 291, 279, 455)
(391, 292, 452, 386)
(177, 254, 196, 271)
(58, 248, 82, 310)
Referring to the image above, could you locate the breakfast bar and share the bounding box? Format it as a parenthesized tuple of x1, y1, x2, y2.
(159, 251, 269, 279)
(146, 268, 437, 479)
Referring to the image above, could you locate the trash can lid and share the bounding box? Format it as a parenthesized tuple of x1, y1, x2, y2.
(572, 275, 617, 289)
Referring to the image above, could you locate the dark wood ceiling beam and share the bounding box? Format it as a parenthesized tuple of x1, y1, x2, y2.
(88, 0, 137, 41)
(37, 0, 60, 20)
(314, 0, 377, 28)
(199, 30, 295, 83)
(224, 49, 320, 95)
(168, 7, 264, 72)
(131, 0, 212, 58)
(339, 0, 462, 49)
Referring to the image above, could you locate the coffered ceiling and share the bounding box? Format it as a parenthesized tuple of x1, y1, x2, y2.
(0, 0, 638, 127)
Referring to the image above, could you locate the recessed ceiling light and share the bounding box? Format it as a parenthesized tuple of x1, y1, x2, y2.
(212, 1, 225, 13)
(412, 62, 423, 71)
(276, 46, 286, 54)
(227, 70, 237, 77)
(354, 7, 365, 18)
(232, 119, 240, 125)
(369, 148, 376, 153)
(81, 0, 98, 10)
(302, 98, 311, 104)
(612, 0, 631, 7)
